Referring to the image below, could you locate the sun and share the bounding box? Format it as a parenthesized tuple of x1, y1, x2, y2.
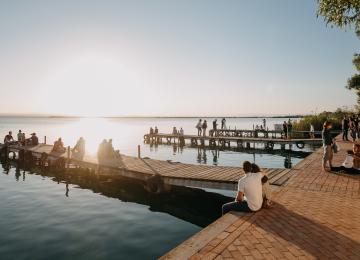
(38, 53, 146, 117)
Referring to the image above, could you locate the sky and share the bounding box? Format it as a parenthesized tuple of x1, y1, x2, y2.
(0, 0, 359, 117)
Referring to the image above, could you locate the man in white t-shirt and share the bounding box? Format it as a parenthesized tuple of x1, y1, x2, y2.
(222, 161, 267, 215)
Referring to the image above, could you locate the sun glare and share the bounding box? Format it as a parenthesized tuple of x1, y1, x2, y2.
(39, 53, 145, 117)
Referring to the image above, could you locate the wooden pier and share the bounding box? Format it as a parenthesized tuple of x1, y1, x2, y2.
(144, 133, 323, 150)
(0, 143, 297, 191)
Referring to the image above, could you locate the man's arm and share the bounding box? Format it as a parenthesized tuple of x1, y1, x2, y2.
(236, 191, 244, 202)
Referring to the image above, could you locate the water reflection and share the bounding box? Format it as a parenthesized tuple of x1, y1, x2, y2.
(152, 143, 313, 169)
(1, 158, 232, 228)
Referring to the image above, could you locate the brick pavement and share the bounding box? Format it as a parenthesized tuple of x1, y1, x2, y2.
(161, 139, 360, 259)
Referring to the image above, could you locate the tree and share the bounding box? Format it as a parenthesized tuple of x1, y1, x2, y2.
(317, 0, 360, 107)
(317, 0, 360, 29)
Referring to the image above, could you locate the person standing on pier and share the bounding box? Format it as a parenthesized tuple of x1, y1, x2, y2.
(221, 118, 226, 130)
(282, 121, 288, 139)
(202, 120, 208, 137)
(287, 119, 293, 139)
(342, 116, 349, 141)
(349, 118, 357, 142)
(212, 119, 218, 136)
(196, 119, 202, 136)
(310, 124, 315, 139)
(322, 121, 333, 172)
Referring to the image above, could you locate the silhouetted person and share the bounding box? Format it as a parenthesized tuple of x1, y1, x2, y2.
(28, 133, 38, 146)
(72, 137, 85, 160)
(4, 131, 14, 144)
(221, 118, 226, 130)
(202, 120, 207, 137)
(52, 137, 65, 152)
(341, 116, 349, 141)
(282, 121, 288, 139)
(196, 119, 202, 136)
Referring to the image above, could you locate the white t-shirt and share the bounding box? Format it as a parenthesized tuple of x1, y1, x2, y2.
(238, 172, 263, 211)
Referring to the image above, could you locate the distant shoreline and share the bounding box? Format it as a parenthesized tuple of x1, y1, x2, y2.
(0, 115, 304, 119)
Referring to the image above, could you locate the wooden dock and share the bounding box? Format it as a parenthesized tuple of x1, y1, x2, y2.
(1, 143, 297, 190)
(144, 133, 322, 150)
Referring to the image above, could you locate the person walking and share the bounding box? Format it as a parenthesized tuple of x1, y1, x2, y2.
(196, 119, 202, 136)
(202, 120, 208, 137)
(342, 116, 349, 141)
(322, 121, 333, 172)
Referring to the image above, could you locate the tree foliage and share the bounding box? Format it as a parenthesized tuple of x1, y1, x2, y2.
(317, 0, 360, 29)
(317, 1, 360, 107)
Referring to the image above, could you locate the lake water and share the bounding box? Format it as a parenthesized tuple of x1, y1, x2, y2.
(0, 117, 315, 168)
(0, 117, 316, 259)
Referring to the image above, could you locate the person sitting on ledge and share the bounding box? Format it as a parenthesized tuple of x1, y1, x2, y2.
(72, 137, 85, 160)
(332, 142, 360, 175)
(4, 131, 14, 144)
(52, 137, 65, 153)
(222, 161, 269, 215)
(27, 133, 38, 146)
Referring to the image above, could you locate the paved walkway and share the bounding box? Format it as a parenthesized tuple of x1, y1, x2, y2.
(161, 139, 360, 259)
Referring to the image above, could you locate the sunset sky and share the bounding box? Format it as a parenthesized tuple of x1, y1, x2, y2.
(0, 0, 359, 117)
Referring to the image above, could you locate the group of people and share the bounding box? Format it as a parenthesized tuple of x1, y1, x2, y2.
(97, 139, 121, 160)
(172, 126, 184, 135)
(282, 119, 293, 139)
(3, 130, 39, 146)
(196, 118, 227, 137)
(341, 115, 360, 142)
(149, 126, 159, 135)
(322, 120, 360, 174)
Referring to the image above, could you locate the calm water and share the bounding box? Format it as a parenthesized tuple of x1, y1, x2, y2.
(0, 161, 231, 259)
(0, 117, 315, 259)
(0, 117, 315, 168)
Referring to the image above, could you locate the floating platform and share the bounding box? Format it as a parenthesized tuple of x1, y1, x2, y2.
(1, 143, 296, 190)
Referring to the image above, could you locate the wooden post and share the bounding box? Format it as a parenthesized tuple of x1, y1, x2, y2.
(44, 136, 47, 144)
(137, 145, 141, 158)
(67, 146, 70, 168)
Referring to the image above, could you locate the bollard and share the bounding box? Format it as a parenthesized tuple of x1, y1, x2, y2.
(138, 145, 141, 158)
(67, 146, 70, 168)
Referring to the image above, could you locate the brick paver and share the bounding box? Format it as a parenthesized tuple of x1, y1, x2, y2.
(162, 138, 360, 259)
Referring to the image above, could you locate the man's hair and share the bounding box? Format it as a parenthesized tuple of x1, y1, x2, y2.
(251, 163, 261, 173)
(243, 161, 252, 172)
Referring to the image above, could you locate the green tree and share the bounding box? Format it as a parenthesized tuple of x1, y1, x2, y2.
(317, 0, 360, 106)
(317, 0, 360, 29)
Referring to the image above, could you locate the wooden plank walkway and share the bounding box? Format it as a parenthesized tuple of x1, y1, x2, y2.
(3, 143, 295, 190)
(161, 137, 360, 259)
